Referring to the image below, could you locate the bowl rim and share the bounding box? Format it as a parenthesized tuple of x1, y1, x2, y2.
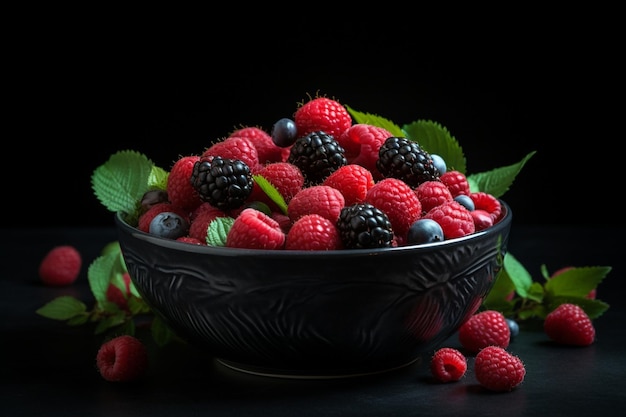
(115, 199, 512, 258)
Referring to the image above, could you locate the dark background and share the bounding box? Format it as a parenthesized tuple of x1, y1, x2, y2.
(6, 17, 619, 229)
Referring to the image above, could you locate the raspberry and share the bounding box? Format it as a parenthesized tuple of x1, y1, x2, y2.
(458, 310, 511, 353)
(137, 202, 189, 233)
(288, 185, 345, 223)
(544, 303, 596, 346)
(474, 346, 525, 391)
(294, 96, 352, 141)
(248, 162, 305, 210)
(415, 180, 453, 213)
(470, 192, 502, 223)
(439, 170, 470, 197)
(38, 245, 82, 286)
(322, 164, 375, 206)
(96, 335, 149, 382)
(202, 136, 260, 173)
(167, 155, 203, 212)
(430, 347, 467, 383)
(188, 206, 228, 243)
(423, 200, 475, 239)
(285, 214, 342, 250)
(229, 126, 284, 165)
(338, 124, 393, 180)
(365, 178, 423, 240)
(226, 208, 286, 250)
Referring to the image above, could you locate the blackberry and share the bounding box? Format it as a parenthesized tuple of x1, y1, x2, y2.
(287, 130, 347, 185)
(337, 203, 394, 249)
(190, 156, 253, 210)
(376, 136, 440, 187)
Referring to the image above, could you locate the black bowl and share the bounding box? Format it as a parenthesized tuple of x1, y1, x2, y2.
(115, 201, 512, 378)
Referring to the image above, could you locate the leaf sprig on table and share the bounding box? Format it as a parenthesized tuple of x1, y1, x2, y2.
(36, 107, 611, 344)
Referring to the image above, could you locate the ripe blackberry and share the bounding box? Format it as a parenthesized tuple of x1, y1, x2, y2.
(337, 203, 394, 249)
(190, 156, 253, 210)
(287, 130, 347, 185)
(376, 137, 440, 187)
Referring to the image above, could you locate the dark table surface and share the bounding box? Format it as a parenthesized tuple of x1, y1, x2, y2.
(3, 223, 625, 416)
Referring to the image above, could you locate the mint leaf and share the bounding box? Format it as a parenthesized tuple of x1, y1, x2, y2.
(402, 120, 467, 174)
(345, 107, 405, 137)
(36, 296, 87, 320)
(253, 174, 288, 215)
(148, 164, 169, 190)
(207, 217, 235, 246)
(91, 150, 155, 223)
(467, 151, 535, 198)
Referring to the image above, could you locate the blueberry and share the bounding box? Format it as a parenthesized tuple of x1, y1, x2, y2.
(271, 117, 298, 147)
(431, 154, 447, 175)
(454, 194, 475, 211)
(149, 212, 189, 239)
(506, 318, 520, 338)
(407, 219, 444, 245)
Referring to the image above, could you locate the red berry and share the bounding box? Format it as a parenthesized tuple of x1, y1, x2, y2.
(96, 335, 148, 382)
(188, 206, 228, 243)
(288, 185, 345, 223)
(458, 310, 510, 353)
(294, 96, 352, 141)
(167, 155, 203, 211)
(285, 214, 342, 251)
(247, 162, 305, 211)
(322, 164, 375, 206)
(38, 245, 82, 286)
(365, 178, 423, 240)
(544, 303, 595, 346)
(202, 136, 260, 173)
(229, 126, 283, 165)
(439, 170, 470, 197)
(226, 208, 285, 250)
(474, 346, 525, 392)
(338, 124, 393, 180)
(430, 347, 467, 383)
(415, 180, 453, 213)
(423, 200, 475, 239)
(470, 192, 502, 223)
(470, 209, 494, 231)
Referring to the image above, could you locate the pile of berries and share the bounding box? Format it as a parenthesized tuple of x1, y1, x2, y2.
(137, 96, 505, 250)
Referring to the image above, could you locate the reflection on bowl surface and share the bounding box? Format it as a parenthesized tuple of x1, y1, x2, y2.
(115, 201, 512, 378)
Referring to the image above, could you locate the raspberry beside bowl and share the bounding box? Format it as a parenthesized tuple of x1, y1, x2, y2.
(115, 200, 512, 378)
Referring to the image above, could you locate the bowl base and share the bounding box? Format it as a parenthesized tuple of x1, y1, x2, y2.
(215, 356, 422, 380)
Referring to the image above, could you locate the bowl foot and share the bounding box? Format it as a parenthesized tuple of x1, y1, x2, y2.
(215, 356, 422, 380)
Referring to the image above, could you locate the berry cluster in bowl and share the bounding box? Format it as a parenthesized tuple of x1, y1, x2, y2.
(93, 95, 524, 251)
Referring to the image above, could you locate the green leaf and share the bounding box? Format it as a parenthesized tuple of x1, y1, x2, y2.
(345, 107, 404, 137)
(148, 165, 169, 190)
(91, 150, 154, 217)
(402, 120, 466, 174)
(88, 251, 120, 304)
(503, 253, 533, 297)
(467, 151, 536, 198)
(483, 268, 515, 307)
(36, 296, 87, 320)
(526, 281, 545, 303)
(151, 315, 178, 346)
(94, 311, 128, 334)
(207, 217, 235, 246)
(253, 175, 288, 215)
(545, 266, 611, 298)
